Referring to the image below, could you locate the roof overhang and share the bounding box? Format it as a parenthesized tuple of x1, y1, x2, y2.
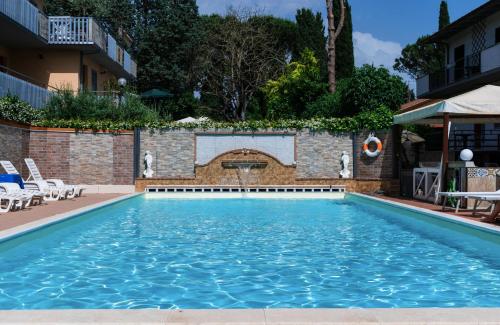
(394, 85, 500, 125)
(427, 0, 500, 43)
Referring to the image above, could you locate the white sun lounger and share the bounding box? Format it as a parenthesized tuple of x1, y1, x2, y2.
(0, 182, 44, 206)
(0, 192, 30, 212)
(24, 158, 84, 199)
(438, 191, 500, 213)
(467, 195, 500, 222)
(0, 194, 16, 213)
(0, 160, 64, 201)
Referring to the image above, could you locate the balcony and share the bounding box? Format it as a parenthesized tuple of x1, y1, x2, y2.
(1, 1, 137, 78)
(48, 16, 107, 49)
(48, 17, 136, 77)
(0, 68, 52, 108)
(417, 46, 500, 98)
(0, 0, 39, 35)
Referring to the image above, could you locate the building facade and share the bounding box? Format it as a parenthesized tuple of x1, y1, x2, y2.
(417, 1, 500, 99)
(0, 0, 137, 107)
(411, 1, 500, 167)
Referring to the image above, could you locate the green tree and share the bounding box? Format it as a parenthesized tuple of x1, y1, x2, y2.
(248, 16, 297, 65)
(198, 10, 285, 120)
(333, 0, 354, 80)
(44, 0, 99, 16)
(134, 0, 201, 95)
(339, 65, 408, 116)
(294, 9, 327, 77)
(98, 0, 135, 36)
(393, 36, 444, 78)
(439, 1, 450, 30)
(262, 49, 327, 119)
(393, 1, 450, 79)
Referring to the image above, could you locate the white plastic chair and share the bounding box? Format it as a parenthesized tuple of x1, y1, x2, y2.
(0, 160, 64, 201)
(24, 158, 83, 199)
(0, 183, 44, 206)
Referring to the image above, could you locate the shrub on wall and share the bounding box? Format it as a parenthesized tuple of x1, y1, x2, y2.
(32, 106, 393, 132)
(0, 95, 43, 124)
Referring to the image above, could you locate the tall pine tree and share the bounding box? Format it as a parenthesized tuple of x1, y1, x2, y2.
(439, 1, 450, 30)
(293, 9, 327, 77)
(333, 0, 354, 80)
(134, 0, 201, 94)
(394, 1, 450, 78)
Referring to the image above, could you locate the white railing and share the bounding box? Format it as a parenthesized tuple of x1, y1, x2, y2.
(0, 71, 51, 108)
(481, 43, 500, 74)
(107, 34, 117, 62)
(0, 0, 39, 34)
(47, 16, 137, 77)
(124, 51, 137, 77)
(48, 16, 93, 44)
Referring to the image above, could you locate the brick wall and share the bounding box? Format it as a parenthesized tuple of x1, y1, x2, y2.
(355, 130, 394, 179)
(0, 123, 30, 178)
(29, 131, 71, 181)
(0, 122, 134, 185)
(0, 121, 395, 186)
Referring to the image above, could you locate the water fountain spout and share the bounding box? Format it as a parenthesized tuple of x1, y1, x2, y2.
(221, 160, 268, 191)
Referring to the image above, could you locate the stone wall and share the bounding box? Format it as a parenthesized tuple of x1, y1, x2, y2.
(138, 128, 394, 183)
(140, 129, 195, 178)
(296, 130, 353, 179)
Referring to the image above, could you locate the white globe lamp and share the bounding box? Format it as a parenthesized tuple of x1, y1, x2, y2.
(118, 78, 127, 87)
(459, 149, 473, 162)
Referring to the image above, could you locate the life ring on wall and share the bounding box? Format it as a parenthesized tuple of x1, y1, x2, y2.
(362, 133, 382, 158)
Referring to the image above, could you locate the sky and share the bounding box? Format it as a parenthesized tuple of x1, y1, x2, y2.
(197, 0, 489, 88)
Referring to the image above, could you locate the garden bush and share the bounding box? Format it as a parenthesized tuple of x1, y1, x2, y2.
(0, 95, 43, 124)
(262, 48, 327, 119)
(43, 89, 159, 122)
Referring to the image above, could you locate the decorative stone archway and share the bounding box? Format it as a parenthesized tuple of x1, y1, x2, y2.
(195, 149, 297, 186)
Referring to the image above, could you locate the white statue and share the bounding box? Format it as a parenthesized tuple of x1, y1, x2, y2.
(143, 151, 154, 178)
(340, 151, 351, 179)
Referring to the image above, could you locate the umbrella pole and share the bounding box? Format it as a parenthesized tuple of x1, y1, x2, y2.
(441, 113, 450, 199)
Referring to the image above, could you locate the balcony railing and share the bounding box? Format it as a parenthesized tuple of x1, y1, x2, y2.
(0, 0, 39, 34)
(1, 5, 137, 78)
(0, 70, 51, 109)
(124, 51, 137, 77)
(417, 52, 484, 97)
(47, 16, 106, 49)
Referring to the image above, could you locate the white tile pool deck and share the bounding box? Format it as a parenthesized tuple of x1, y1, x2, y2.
(0, 193, 500, 324)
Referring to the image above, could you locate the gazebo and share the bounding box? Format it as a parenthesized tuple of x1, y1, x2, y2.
(393, 85, 500, 201)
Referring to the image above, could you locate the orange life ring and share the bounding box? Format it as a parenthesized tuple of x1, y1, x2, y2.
(363, 135, 382, 158)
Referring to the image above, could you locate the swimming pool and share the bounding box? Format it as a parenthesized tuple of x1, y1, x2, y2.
(0, 195, 499, 309)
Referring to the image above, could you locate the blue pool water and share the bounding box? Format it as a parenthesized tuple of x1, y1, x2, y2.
(0, 196, 499, 309)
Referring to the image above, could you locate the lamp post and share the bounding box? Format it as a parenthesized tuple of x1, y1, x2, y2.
(118, 77, 127, 105)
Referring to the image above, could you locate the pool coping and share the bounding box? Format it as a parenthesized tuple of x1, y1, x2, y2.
(0, 193, 142, 243)
(349, 192, 500, 235)
(0, 308, 500, 324)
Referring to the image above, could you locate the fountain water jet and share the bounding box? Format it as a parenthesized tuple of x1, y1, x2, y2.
(221, 152, 268, 191)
